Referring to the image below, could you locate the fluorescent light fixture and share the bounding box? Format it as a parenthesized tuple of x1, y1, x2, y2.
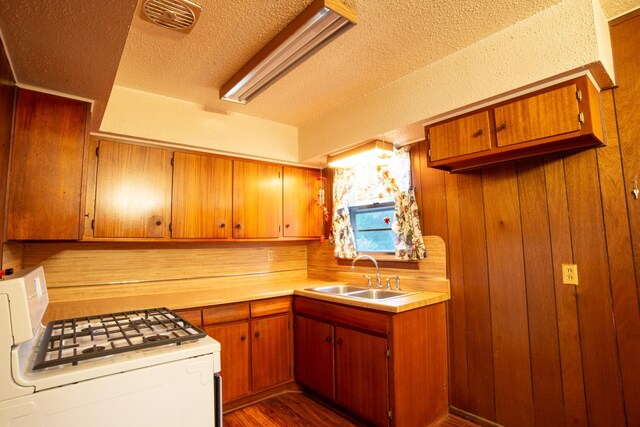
(328, 140, 394, 168)
(219, 0, 357, 104)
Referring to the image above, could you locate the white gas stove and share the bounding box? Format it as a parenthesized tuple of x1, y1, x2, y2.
(0, 266, 222, 426)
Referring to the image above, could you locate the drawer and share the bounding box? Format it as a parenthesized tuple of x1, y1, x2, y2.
(175, 308, 202, 327)
(203, 302, 250, 325)
(294, 296, 390, 335)
(250, 297, 291, 318)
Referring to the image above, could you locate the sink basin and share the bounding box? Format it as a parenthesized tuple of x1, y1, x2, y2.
(309, 285, 369, 295)
(307, 285, 420, 301)
(346, 289, 418, 301)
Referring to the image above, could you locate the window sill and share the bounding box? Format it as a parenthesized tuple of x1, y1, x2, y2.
(336, 253, 420, 270)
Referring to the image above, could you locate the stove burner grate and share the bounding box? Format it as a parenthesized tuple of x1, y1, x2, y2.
(33, 307, 206, 370)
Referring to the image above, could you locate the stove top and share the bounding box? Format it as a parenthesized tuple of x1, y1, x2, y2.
(33, 307, 206, 370)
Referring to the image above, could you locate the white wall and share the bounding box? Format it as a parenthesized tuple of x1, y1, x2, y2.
(298, 0, 615, 162)
(101, 86, 299, 163)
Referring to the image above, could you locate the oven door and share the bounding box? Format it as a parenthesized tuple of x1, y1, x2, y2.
(0, 354, 216, 427)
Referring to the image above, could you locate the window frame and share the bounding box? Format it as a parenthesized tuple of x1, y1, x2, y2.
(349, 201, 395, 254)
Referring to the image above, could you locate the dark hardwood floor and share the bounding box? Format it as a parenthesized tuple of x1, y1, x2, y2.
(223, 392, 480, 426)
(224, 392, 360, 426)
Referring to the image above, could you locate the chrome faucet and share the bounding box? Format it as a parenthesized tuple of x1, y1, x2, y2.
(351, 254, 382, 288)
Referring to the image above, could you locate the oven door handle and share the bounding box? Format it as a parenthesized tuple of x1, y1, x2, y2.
(214, 372, 223, 426)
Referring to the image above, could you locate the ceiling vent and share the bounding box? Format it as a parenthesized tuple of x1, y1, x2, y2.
(141, 0, 202, 33)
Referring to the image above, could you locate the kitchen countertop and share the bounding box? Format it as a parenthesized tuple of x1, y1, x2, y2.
(43, 278, 450, 322)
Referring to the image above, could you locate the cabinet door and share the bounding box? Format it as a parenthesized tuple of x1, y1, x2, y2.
(283, 167, 322, 237)
(233, 160, 282, 238)
(93, 141, 171, 238)
(294, 315, 334, 399)
(494, 83, 581, 147)
(335, 326, 389, 427)
(172, 152, 232, 239)
(251, 314, 291, 391)
(7, 90, 87, 240)
(428, 111, 491, 161)
(205, 322, 250, 403)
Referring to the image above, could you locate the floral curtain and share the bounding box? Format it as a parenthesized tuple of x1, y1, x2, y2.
(331, 168, 357, 258)
(391, 188, 427, 260)
(377, 153, 427, 260)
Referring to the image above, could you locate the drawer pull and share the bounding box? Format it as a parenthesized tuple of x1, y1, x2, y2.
(496, 122, 507, 131)
(473, 129, 483, 137)
(240, 335, 246, 342)
(325, 336, 332, 343)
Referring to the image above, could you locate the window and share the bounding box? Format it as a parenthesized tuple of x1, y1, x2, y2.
(349, 202, 395, 253)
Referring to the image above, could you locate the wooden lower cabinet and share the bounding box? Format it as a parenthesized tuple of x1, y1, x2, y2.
(294, 296, 448, 427)
(294, 315, 335, 399)
(251, 314, 291, 391)
(205, 322, 250, 403)
(201, 297, 293, 405)
(335, 326, 389, 426)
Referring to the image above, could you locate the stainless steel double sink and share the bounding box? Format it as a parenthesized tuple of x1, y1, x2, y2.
(306, 285, 420, 301)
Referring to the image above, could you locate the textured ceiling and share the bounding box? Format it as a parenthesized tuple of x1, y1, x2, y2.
(116, 0, 567, 126)
(0, 0, 138, 129)
(0, 0, 637, 132)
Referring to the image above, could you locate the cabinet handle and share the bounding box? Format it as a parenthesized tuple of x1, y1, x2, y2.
(473, 129, 483, 137)
(220, 223, 226, 228)
(235, 224, 241, 229)
(325, 336, 332, 343)
(336, 338, 343, 345)
(255, 331, 261, 338)
(240, 335, 246, 342)
(285, 224, 290, 228)
(155, 220, 162, 226)
(496, 122, 507, 131)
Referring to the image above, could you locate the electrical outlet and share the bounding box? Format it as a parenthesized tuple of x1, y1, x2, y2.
(562, 264, 579, 285)
(267, 250, 274, 262)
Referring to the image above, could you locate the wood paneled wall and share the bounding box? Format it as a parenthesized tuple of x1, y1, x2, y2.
(0, 39, 16, 258)
(411, 13, 640, 427)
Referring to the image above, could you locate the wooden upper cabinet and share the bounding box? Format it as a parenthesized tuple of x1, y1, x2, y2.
(93, 141, 171, 238)
(7, 90, 88, 240)
(494, 83, 581, 147)
(233, 160, 282, 238)
(283, 167, 322, 237)
(171, 152, 232, 239)
(428, 111, 492, 161)
(426, 76, 604, 172)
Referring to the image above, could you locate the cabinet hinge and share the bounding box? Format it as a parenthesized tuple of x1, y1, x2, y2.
(578, 112, 585, 124)
(169, 223, 172, 233)
(428, 149, 431, 159)
(170, 156, 174, 167)
(91, 219, 95, 230)
(95, 146, 99, 157)
(576, 89, 583, 102)
(388, 409, 393, 419)
(386, 347, 391, 358)
(278, 170, 281, 179)
(427, 131, 430, 141)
